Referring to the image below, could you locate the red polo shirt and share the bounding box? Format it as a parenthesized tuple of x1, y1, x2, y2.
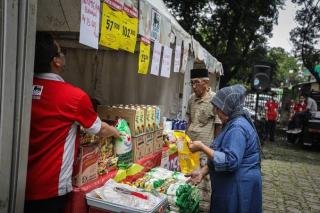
(26, 73, 101, 200)
(265, 100, 279, 121)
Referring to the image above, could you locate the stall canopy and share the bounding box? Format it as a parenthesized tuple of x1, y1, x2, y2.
(36, 0, 222, 118)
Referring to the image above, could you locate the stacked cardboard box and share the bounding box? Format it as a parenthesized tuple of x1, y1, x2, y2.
(73, 143, 99, 187)
(97, 105, 165, 163)
(153, 129, 163, 151)
(97, 105, 145, 136)
(131, 134, 145, 162)
(144, 132, 154, 155)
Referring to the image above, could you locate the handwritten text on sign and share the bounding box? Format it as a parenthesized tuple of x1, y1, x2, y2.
(79, 0, 100, 49)
(150, 41, 162, 76)
(160, 46, 172, 78)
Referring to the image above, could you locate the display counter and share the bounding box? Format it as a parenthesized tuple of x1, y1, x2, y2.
(65, 150, 162, 213)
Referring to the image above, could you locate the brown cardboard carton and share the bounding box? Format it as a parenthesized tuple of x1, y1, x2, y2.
(145, 106, 155, 133)
(153, 129, 163, 151)
(154, 105, 161, 130)
(97, 106, 145, 136)
(132, 135, 146, 162)
(144, 132, 154, 155)
(73, 144, 99, 187)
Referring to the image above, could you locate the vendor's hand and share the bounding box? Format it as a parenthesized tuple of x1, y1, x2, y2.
(188, 140, 204, 152)
(185, 170, 204, 185)
(113, 128, 121, 138)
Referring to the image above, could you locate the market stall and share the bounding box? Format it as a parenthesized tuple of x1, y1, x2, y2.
(34, 0, 223, 212)
(36, 0, 223, 118)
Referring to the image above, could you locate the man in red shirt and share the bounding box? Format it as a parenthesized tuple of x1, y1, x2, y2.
(25, 32, 120, 213)
(264, 94, 279, 142)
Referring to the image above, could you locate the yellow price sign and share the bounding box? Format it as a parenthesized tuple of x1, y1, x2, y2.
(120, 12, 138, 53)
(100, 3, 122, 50)
(138, 39, 151, 75)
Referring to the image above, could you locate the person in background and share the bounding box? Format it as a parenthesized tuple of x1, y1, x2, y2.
(264, 93, 279, 142)
(25, 32, 120, 213)
(287, 93, 316, 134)
(187, 84, 262, 213)
(186, 65, 221, 212)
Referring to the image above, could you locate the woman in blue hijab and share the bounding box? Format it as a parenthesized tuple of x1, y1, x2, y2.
(187, 84, 262, 213)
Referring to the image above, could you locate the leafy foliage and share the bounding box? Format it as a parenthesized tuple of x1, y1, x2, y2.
(290, 0, 320, 82)
(267, 47, 301, 86)
(164, 0, 285, 87)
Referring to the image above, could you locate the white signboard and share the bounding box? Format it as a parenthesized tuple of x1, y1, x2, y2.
(150, 41, 162, 76)
(138, 0, 151, 39)
(160, 46, 172, 78)
(180, 44, 189, 73)
(173, 45, 181, 73)
(79, 0, 100, 49)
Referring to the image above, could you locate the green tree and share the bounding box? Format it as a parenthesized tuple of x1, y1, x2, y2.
(164, 0, 284, 87)
(290, 0, 320, 82)
(267, 47, 301, 87)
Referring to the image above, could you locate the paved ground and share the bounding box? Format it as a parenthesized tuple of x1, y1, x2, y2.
(262, 141, 320, 212)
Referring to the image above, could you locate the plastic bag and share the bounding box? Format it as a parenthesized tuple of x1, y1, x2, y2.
(173, 131, 200, 174)
(114, 119, 133, 169)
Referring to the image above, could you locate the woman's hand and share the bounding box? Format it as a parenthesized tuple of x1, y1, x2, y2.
(188, 140, 204, 152)
(185, 170, 204, 185)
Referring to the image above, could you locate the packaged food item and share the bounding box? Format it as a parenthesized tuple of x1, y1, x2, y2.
(154, 105, 161, 130)
(80, 131, 98, 144)
(97, 137, 117, 175)
(173, 131, 200, 174)
(114, 119, 133, 169)
(146, 105, 155, 132)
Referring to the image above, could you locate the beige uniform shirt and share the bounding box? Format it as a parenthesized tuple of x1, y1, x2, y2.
(186, 89, 220, 146)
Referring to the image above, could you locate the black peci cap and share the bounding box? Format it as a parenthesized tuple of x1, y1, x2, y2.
(190, 68, 209, 79)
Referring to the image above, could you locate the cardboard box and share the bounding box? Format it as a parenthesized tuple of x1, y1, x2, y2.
(154, 106, 161, 130)
(153, 129, 163, 151)
(73, 144, 99, 187)
(97, 106, 145, 136)
(132, 135, 146, 162)
(145, 106, 155, 133)
(144, 132, 154, 155)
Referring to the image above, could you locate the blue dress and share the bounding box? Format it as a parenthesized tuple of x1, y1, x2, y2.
(208, 116, 262, 213)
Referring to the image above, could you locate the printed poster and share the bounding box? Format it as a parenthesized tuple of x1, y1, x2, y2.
(173, 45, 181, 73)
(160, 46, 172, 78)
(150, 9, 161, 41)
(138, 37, 151, 74)
(79, 0, 100, 49)
(100, 1, 123, 50)
(150, 41, 162, 76)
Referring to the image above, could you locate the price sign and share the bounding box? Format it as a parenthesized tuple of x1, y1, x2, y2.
(138, 38, 151, 74)
(120, 12, 138, 53)
(100, 2, 122, 50)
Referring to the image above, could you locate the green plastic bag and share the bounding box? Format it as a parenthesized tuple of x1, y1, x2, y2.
(114, 119, 133, 169)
